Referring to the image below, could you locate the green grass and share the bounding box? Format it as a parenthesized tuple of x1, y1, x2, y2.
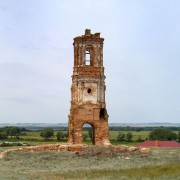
(3, 130, 68, 145)
(18, 130, 150, 142)
(0, 130, 177, 146)
(20, 131, 41, 139)
(0, 147, 180, 179)
(1, 129, 179, 179)
(54, 163, 180, 179)
(109, 131, 150, 141)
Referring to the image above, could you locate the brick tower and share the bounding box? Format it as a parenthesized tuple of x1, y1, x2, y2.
(68, 29, 110, 145)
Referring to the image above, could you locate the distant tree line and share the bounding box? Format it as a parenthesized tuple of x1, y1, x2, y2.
(1, 126, 180, 143)
(117, 132, 133, 142)
(2, 126, 179, 132)
(40, 128, 68, 141)
(109, 126, 180, 132)
(149, 128, 179, 141)
(27, 127, 68, 131)
(116, 128, 180, 142)
(0, 126, 27, 139)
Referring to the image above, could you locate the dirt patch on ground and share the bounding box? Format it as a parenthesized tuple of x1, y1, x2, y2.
(0, 144, 150, 159)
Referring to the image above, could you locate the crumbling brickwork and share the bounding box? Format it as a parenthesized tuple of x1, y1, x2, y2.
(68, 29, 110, 145)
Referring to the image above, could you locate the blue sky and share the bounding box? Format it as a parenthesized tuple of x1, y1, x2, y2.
(0, 0, 180, 123)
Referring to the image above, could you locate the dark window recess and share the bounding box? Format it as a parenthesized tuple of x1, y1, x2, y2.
(85, 50, 90, 65)
(87, 88, 91, 94)
(100, 108, 105, 119)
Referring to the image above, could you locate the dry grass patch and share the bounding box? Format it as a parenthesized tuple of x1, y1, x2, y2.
(0, 147, 179, 179)
(50, 163, 180, 179)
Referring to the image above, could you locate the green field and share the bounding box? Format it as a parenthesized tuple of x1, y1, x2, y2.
(0, 147, 180, 179)
(2, 130, 149, 146)
(1, 129, 180, 179)
(110, 131, 149, 140)
(21, 130, 150, 140)
(1, 130, 177, 146)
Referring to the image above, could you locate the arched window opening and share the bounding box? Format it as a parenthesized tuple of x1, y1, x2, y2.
(85, 50, 90, 65)
(82, 123, 95, 144)
(100, 108, 105, 119)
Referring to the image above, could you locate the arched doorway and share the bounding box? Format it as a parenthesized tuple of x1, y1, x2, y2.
(82, 123, 95, 145)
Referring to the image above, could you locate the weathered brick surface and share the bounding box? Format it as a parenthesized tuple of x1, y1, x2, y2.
(0, 144, 150, 159)
(68, 29, 110, 145)
(20, 144, 87, 152)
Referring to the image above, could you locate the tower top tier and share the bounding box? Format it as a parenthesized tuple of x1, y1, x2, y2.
(73, 29, 104, 68)
(74, 29, 104, 44)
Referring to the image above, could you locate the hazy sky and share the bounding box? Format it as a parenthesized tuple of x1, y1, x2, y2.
(0, 0, 180, 123)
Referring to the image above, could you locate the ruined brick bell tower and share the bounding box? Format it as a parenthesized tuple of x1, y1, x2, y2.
(68, 29, 110, 145)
